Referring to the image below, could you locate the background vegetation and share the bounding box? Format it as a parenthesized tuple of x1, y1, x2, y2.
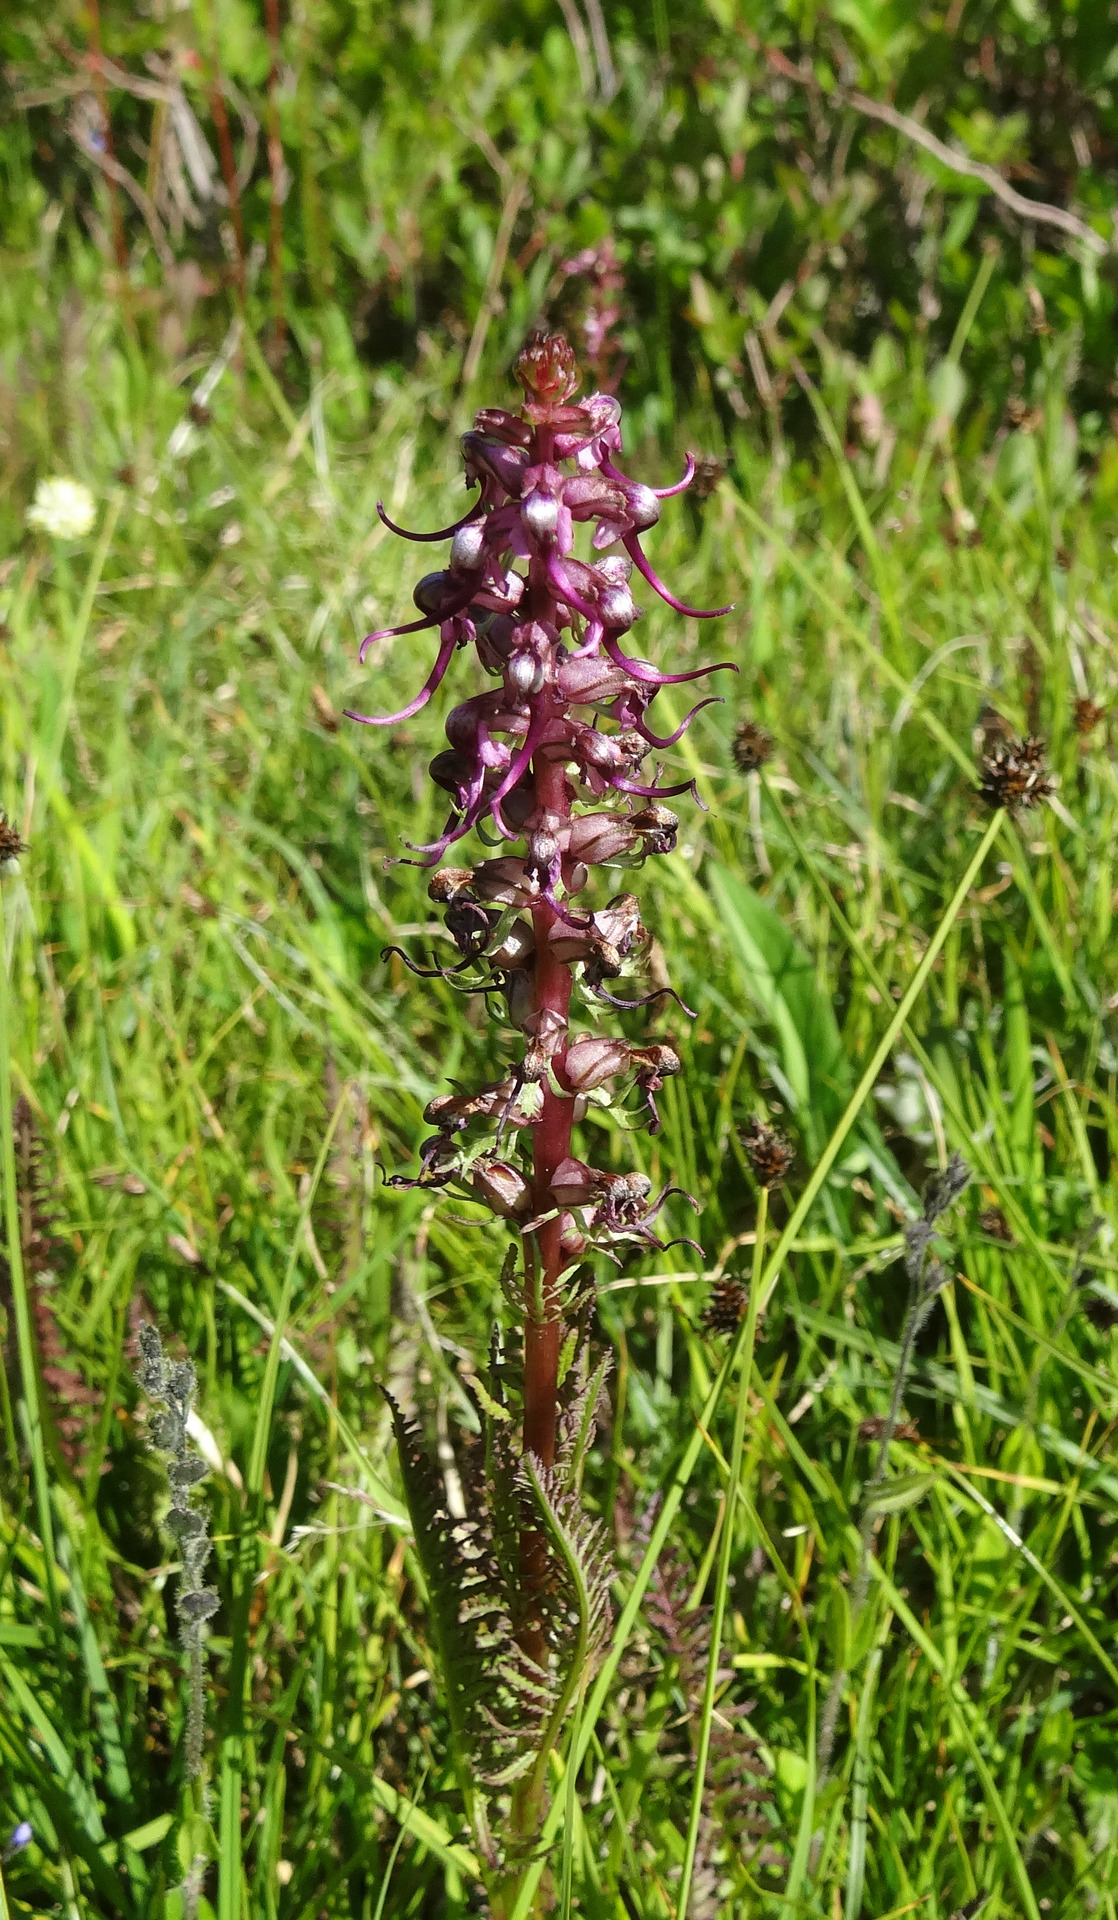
(2, 1, 1118, 1917)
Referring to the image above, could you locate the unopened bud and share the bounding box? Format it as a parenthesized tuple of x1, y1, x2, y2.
(597, 583, 637, 630)
(567, 812, 639, 864)
(515, 332, 580, 403)
(489, 919, 535, 969)
(521, 489, 560, 544)
(556, 656, 630, 705)
(559, 1214, 589, 1258)
(523, 1007, 568, 1058)
(508, 650, 545, 696)
(472, 1159, 531, 1219)
(413, 571, 458, 617)
(504, 969, 534, 1029)
(564, 1036, 633, 1093)
(621, 482, 661, 532)
(461, 432, 530, 496)
(550, 1157, 601, 1208)
(449, 521, 487, 574)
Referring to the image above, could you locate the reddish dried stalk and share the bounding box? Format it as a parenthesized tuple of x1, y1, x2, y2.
(207, 64, 246, 302)
(84, 0, 128, 272)
(263, 0, 287, 358)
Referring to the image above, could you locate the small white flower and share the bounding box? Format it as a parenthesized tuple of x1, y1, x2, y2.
(26, 477, 97, 541)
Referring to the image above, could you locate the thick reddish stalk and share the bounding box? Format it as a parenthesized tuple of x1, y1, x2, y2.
(524, 754, 574, 1468)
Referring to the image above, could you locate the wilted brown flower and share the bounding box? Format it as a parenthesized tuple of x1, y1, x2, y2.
(731, 720, 773, 774)
(1073, 697, 1106, 736)
(1085, 1292, 1118, 1331)
(702, 1277, 746, 1333)
(740, 1116, 794, 1188)
(690, 453, 726, 501)
(977, 1205, 1013, 1244)
(859, 1414, 920, 1443)
(0, 815, 26, 863)
(978, 734, 1052, 813)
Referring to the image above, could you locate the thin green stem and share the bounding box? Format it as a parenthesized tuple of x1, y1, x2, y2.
(40, 497, 121, 804)
(677, 1184, 768, 1920)
(0, 879, 60, 1636)
(508, 809, 1004, 1920)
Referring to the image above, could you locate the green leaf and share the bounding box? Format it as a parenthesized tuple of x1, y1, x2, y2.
(864, 1471, 941, 1516)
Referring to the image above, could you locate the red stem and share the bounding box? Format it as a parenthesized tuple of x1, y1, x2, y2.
(85, 0, 128, 273)
(518, 515, 575, 1667)
(524, 754, 574, 1469)
(264, 0, 287, 359)
(208, 68, 247, 302)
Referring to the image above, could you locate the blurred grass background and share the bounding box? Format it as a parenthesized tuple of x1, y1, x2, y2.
(2, 2, 1118, 1917)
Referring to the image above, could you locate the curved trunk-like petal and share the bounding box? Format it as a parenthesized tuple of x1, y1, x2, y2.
(635, 696, 722, 749)
(345, 625, 458, 727)
(357, 612, 438, 665)
(603, 632, 737, 687)
(622, 532, 732, 618)
(602, 452, 696, 499)
(375, 491, 482, 542)
(614, 775, 702, 803)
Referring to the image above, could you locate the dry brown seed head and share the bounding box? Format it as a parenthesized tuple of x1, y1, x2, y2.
(977, 1206, 1014, 1244)
(702, 1278, 747, 1334)
(1074, 696, 1106, 736)
(740, 1116, 794, 1188)
(978, 734, 1053, 813)
(0, 815, 26, 864)
(731, 720, 773, 774)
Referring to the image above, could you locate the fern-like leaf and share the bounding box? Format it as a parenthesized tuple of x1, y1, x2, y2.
(385, 1392, 556, 1817)
(520, 1452, 613, 1682)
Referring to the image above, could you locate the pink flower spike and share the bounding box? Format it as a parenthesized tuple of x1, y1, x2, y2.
(345, 626, 458, 728)
(636, 696, 723, 749)
(622, 534, 733, 619)
(602, 452, 696, 498)
(376, 492, 483, 542)
(603, 632, 738, 687)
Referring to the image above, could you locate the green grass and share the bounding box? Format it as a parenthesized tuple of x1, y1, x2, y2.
(2, 263, 1118, 1920)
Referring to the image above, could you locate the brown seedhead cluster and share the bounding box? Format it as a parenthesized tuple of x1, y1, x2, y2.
(732, 718, 774, 773)
(1073, 696, 1106, 736)
(0, 816, 26, 864)
(978, 733, 1053, 812)
(740, 1116, 794, 1188)
(702, 1276, 748, 1333)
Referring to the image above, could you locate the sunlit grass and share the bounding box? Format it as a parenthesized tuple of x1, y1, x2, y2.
(1, 266, 1117, 1919)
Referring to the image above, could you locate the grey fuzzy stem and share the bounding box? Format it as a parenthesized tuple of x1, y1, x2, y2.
(134, 1325, 219, 1792)
(185, 1628, 206, 1780)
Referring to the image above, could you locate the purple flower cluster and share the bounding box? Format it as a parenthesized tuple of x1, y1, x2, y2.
(356, 334, 731, 1284)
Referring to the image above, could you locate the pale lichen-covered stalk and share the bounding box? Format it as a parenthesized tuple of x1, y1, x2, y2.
(354, 333, 731, 1884)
